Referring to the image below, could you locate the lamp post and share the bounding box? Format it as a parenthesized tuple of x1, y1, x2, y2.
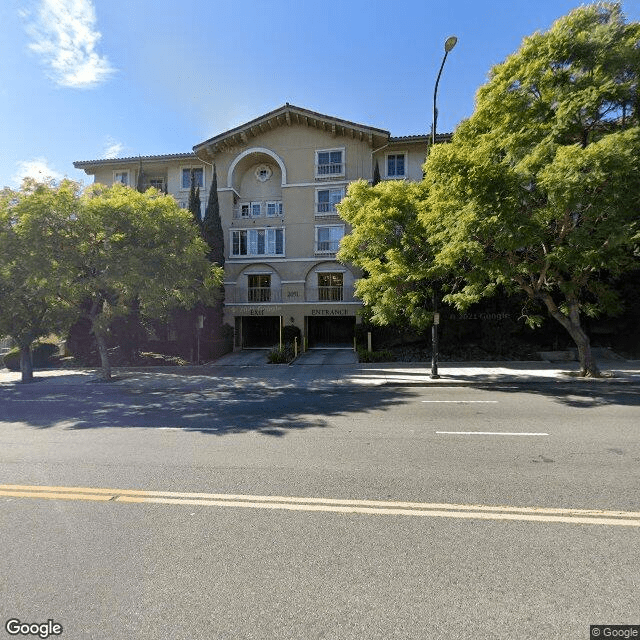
(431, 35, 457, 379)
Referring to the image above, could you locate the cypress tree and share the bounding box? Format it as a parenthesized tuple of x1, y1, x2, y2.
(136, 157, 144, 192)
(372, 160, 381, 186)
(201, 163, 226, 359)
(202, 164, 224, 266)
(188, 170, 201, 227)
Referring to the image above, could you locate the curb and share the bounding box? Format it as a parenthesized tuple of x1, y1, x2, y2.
(373, 377, 640, 388)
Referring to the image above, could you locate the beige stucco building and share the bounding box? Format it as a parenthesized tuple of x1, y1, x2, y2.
(74, 104, 434, 349)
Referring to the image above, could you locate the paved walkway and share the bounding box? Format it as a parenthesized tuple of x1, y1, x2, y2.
(1, 358, 639, 391)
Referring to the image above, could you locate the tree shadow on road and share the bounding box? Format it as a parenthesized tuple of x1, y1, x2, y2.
(0, 377, 418, 436)
(453, 381, 640, 408)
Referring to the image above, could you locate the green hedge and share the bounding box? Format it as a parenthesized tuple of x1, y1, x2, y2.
(357, 347, 394, 363)
(2, 342, 59, 371)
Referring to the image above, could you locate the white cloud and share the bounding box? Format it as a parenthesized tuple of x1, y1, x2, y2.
(102, 137, 124, 159)
(25, 0, 115, 89)
(12, 157, 64, 185)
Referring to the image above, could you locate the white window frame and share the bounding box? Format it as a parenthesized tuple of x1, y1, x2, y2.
(385, 152, 407, 179)
(250, 202, 262, 217)
(247, 273, 272, 302)
(315, 224, 345, 254)
(149, 177, 165, 191)
(113, 170, 130, 186)
(230, 228, 285, 257)
(317, 271, 344, 301)
(315, 187, 345, 215)
(266, 201, 283, 217)
(180, 166, 205, 191)
(315, 147, 345, 178)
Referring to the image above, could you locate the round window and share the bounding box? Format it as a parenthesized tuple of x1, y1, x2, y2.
(255, 164, 272, 182)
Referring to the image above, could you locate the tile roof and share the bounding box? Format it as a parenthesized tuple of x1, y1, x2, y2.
(74, 152, 196, 168)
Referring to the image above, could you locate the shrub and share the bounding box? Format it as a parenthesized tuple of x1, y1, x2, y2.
(2, 341, 60, 371)
(137, 352, 189, 366)
(357, 347, 394, 363)
(282, 324, 301, 345)
(2, 349, 19, 370)
(268, 344, 296, 364)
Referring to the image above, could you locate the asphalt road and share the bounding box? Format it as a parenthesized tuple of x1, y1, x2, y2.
(1, 381, 639, 639)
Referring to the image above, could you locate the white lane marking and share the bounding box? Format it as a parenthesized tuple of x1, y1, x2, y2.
(158, 427, 221, 432)
(436, 431, 549, 436)
(1, 484, 639, 527)
(422, 400, 498, 403)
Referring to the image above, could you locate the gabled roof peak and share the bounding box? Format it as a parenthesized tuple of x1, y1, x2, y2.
(193, 104, 391, 156)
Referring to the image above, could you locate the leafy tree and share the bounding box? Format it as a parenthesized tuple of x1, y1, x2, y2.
(338, 180, 434, 329)
(0, 179, 79, 382)
(423, 3, 640, 376)
(61, 184, 222, 379)
(340, 3, 640, 377)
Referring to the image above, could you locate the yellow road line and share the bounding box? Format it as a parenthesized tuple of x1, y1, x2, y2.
(0, 490, 112, 502)
(1, 484, 639, 527)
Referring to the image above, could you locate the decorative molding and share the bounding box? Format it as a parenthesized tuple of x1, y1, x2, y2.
(227, 147, 287, 187)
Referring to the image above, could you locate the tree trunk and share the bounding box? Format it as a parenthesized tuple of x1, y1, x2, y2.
(539, 293, 600, 377)
(89, 295, 111, 380)
(19, 344, 33, 383)
(566, 321, 600, 377)
(94, 329, 111, 380)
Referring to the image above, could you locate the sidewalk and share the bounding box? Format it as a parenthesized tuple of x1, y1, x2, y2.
(1, 359, 639, 391)
(354, 360, 640, 386)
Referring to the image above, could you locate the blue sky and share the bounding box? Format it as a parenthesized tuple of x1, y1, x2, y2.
(1, 0, 639, 189)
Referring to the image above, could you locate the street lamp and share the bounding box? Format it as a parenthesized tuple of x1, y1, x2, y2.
(431, 35, 457, 379)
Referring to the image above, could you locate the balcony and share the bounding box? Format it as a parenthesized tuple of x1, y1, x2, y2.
(317, 162, 343, 175)
(307, 286, 356, 302)
(315, 240, 342, 255)
(228, 286, 356, 304)
(230, 287, 283, 303)
(140, 178, 168, 192)
(315, 203, 341, 218)
(315, 163, 344, 179)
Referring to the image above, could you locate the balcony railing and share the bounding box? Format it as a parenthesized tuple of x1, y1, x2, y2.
(248, 287, 272, 302)
(315, 240, 342, 254)
(316, 203, 341, 217)
(307, 286, 356, 303)
(316, 163, 344, 177)
(230, 288, 283, 303)
(227, 286, 357, 304)
(141, 180, 167, 192)
(319, 286, 343, 301)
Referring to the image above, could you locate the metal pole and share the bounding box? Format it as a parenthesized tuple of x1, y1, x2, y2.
(430, 36, 457, 379)
(432, 50, 450, 147)
(431, 291, 440, 378)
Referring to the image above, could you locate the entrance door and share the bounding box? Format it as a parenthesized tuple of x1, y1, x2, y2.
(307, 316, 355, 348)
